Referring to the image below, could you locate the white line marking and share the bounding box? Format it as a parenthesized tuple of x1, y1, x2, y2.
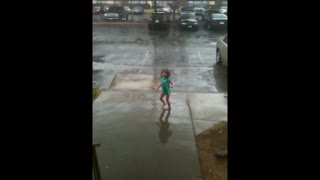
(139, 51, 149, 73)
(198, 51, 218, 92)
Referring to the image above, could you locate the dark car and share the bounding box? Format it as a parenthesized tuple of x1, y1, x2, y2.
(204, 13, 227, 30)
(178, 13, 199, 30)
(103, 6, 128, 21)
(148, 12, 170, 30)
(93, 6, 101, 14)
(194, 7, 205, 16)
(133, 6, 144, 15)
(93, 5, 109, 14)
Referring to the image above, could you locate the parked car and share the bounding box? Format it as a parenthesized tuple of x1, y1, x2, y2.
(194, 7, 205, 16)
(148, 11, 170, 30)
(162, 6, 172, 14)
(133, 6, 144, 15)
(93, 6, 109, 14)
(202, 9, 221, 21)
(216, 34, 228, 66)
(219, 6, 228, 14)
(204, 13, 227, 29)
(124, 6, 131, 13)
(104, 6, 128, 21)
(93, 6, 101, 14)
(178, 13, 199, 30)
(178, 6, 184, 14)
(179, 6, 196, 15)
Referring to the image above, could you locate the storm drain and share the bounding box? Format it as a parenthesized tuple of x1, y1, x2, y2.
(109, 73, 156, 90)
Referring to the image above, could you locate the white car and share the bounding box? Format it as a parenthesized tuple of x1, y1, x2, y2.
(162, 6, 172, 13)
(124, 6, 131, 13)
(219, 6, 228, 14)
(216, 34, 228, 66)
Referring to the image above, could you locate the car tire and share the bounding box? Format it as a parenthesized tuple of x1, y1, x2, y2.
(216, 49, 222, 65)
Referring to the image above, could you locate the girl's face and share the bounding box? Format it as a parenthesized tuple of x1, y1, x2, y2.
(161, 72, 167, 78)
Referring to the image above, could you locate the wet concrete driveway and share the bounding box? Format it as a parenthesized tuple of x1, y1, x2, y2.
(93, 23, 227, 179)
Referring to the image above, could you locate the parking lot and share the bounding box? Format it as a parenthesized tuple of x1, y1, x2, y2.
(93, 22, 227, 93)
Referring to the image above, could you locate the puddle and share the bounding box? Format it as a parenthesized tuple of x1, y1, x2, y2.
(109, 73, 156, 90)
(196, 121, 227, 180)
(93, 56, 105, 63)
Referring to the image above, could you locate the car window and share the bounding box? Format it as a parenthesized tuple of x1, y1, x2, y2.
(181, 7, 194, 11)
(152, 13, 165, 18)
(181, 14, 196, 19)
(108, 7, 122, 12)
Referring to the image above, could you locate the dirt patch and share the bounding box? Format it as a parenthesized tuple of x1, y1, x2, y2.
(195, 121, 227, 180)
(93, 88, 102, 102)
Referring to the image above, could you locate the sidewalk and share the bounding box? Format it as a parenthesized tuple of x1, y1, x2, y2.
(93, 90, 201, 180)
(93, 87, 227, 179)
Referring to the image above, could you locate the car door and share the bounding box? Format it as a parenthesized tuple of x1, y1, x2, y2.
(220, 35, 228, 65)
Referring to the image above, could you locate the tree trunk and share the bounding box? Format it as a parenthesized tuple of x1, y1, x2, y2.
(173, 9, 176, 21)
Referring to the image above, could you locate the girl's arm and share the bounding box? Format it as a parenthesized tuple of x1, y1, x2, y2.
(155, 81, 161, 90)
(169, 80, 174, 88)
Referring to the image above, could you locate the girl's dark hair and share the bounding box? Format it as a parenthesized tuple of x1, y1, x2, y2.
(160, 69, 170, 78)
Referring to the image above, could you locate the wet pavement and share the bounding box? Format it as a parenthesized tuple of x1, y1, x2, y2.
(93, 13, 195, 23)
(93, 24, 227, 92)
(93, 23, 227, 179)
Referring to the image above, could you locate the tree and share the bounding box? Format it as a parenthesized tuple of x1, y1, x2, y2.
(168, 0, 187, 21)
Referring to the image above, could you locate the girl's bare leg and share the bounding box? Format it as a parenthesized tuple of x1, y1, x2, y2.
(160, 93, 166, 109)
(166, 94, 171, 110)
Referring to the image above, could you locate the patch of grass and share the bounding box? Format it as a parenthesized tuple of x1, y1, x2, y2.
(93, 88, 102, 102)
(144, 9, 154, 14)
(208, 121, 227, 132)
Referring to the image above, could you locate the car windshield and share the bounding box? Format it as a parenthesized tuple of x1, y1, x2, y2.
(181, 7, 195, 11)
(107, 7, 121, 12)
(212, 14, 227, 19)
(151, 13, 166, 18)
(207, 10, 221, 13)
(181, 14, 196, 19)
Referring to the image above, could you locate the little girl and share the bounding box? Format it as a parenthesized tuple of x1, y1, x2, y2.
(156, 69, 174, 110)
